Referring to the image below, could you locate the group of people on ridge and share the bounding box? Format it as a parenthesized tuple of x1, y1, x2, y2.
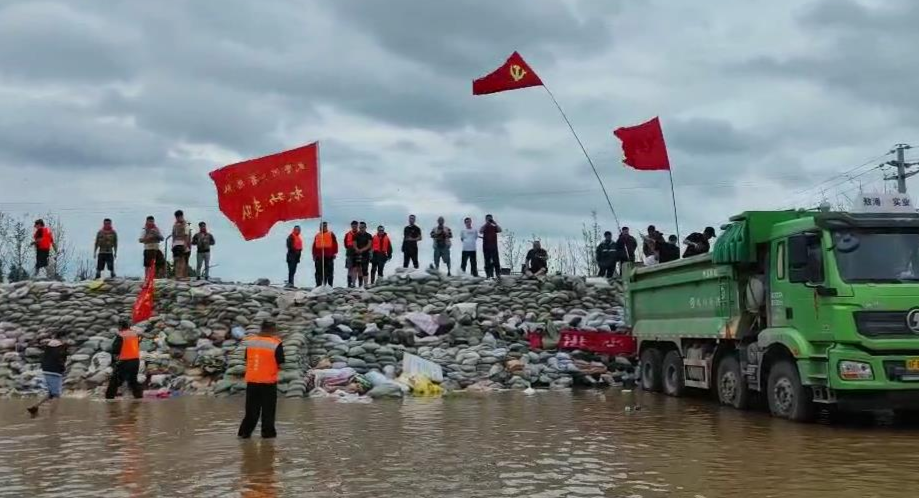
(29, 211, 217, 281)
(595, 225, 716, 277)
(26, 210, 715, 290)
(284, 214, 508, 288)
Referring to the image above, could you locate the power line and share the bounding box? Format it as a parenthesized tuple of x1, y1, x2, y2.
(780, 151, 893, 208)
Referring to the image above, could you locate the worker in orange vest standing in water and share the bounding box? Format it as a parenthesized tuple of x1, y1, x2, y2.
(238, 320, 285, 439)
(106, 319, 144, 399)
(312, 221, 338, 288)
(286, 226, 303, 288)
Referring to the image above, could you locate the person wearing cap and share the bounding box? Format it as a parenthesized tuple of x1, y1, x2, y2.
(238, 321, 285, 439)
(683, 226, 716, 258)
(105, 319, 144, 399)
(27, 331, 67, 417)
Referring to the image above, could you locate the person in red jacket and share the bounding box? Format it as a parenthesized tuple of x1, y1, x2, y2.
(32, 219, 57, 279)
(311, 221, 339, 288)
(370, 225, 393, 284)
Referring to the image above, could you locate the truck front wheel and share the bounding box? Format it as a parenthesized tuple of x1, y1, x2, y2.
(766, 360, 815, 422)
(716, 354, 749, 409)
(662, 350, 685, 397)
(640, 347, 663, 392)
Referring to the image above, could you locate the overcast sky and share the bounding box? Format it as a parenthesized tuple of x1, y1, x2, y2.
(2, 0, 919, 283)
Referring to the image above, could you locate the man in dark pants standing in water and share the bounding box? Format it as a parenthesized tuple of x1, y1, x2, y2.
(238, 321, 284, 439)
(106, 319, 143, 399)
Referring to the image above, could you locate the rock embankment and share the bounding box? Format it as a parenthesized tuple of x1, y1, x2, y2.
(0, 270, 629, 398)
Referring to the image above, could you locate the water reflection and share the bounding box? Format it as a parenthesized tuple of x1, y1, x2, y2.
(0, 392, 917, 497)
(107, 403, 144, 497)
(240, 441, 277, 498)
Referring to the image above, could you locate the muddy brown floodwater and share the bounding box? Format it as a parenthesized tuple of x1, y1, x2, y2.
(0, 390, 916, 497)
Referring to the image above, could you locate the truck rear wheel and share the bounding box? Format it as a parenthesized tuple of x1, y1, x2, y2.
(662, 350, 685, 397)
(767, 360, 815, 422)
(640, 347, 663, 392)
(716, 354, 749, 409)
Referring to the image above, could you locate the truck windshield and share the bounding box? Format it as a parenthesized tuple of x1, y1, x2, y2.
(833, 230, 919, 283)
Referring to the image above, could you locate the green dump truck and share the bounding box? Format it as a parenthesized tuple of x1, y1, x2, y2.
(625, 210, 919, 421)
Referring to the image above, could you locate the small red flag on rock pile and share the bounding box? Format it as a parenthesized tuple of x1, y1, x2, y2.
(131, 265, 155, 324)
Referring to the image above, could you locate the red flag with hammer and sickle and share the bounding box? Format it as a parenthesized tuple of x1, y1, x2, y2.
(472, 51, 544, 95)
(209, 142, 322, 241)
(613, 117, 671, 171)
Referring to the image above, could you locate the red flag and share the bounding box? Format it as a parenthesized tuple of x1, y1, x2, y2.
(473, 51, 544, 95)
(209, 142, 321, 240)
(132, 265, 155, 323)
(613, 117, 671, 171)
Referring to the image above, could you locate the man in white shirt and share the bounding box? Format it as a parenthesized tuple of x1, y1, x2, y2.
(459, 217, 479, 277)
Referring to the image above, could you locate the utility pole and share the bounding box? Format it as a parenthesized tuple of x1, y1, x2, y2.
(884, 144, 919, 193)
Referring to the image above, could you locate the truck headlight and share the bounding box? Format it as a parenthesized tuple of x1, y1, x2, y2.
(839, 361, 874, 381)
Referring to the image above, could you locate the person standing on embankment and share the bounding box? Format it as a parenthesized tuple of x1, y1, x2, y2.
(370, 225, 392, 284)
(480, 214, 502, 278)
(286, 225, 303, 287)
(105, 319, 143, 400)
(32, 219, 56, 279)
(94, 218, 118, 279)
(238, 321, 284, 439)
(402, 214, 422, 269)
(139, 215, 165, 277)
(312, 221, 338, 287)
(191, 221, 215, 281)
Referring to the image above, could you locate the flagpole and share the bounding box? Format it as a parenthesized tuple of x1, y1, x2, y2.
(542, 85, 621, 231)
(667, 169, 681, 242)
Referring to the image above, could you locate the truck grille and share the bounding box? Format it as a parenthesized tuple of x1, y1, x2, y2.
(853, 311, 916, 337)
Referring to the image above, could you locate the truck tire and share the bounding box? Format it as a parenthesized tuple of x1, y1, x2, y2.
(662, 350, 685, 397)
(766, 359, 815, 422)
(640, 347, 663, 392)
(716, 354, 749, 409)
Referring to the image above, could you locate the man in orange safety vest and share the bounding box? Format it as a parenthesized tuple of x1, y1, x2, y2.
(238, 320, 285, 439)
(105, 319, 144, 399)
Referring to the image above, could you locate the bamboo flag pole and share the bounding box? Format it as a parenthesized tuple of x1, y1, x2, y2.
(667, 169, 681, 242)
(542, 85, 622, 232)
(472, 51, 621, 230)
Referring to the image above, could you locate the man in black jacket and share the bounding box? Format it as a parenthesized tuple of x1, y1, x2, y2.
(616, 227, 638, 273)
(683, 226, 716, 258)
(596, 231, 618, 278)
(27, 332, 67, 417)
(658, 234, 681, 263)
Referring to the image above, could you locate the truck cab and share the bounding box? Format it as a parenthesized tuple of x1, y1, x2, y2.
(626, 209, 919, 421)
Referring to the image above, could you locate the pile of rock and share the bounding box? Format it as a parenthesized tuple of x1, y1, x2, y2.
(0, 269, 630, 398)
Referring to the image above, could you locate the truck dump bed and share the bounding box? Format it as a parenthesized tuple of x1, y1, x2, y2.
(625, 255, 741, 341)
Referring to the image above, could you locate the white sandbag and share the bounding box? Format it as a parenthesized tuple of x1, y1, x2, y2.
(401, 352, 443, 383)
